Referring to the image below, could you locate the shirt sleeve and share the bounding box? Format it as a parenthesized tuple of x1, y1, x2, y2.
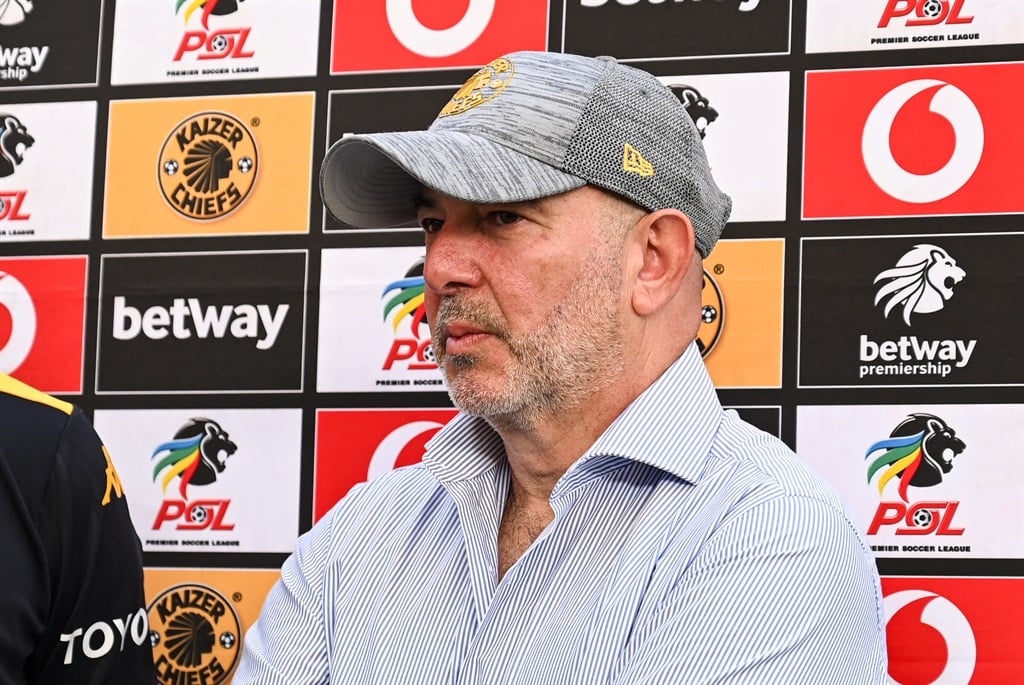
(612, 495, 889, 684)
(0, 406, 156, 685)
(231, 498, 340, 685)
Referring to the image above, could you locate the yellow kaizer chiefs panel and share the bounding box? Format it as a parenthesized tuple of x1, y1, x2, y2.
(144, 568, 278, 684)
(700, 238, 784, 389)
(104, 93, 314, 238)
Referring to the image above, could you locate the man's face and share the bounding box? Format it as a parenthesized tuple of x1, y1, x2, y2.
(417, 185, 632, 429)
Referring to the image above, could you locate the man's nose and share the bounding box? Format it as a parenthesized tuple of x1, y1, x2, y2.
(423, 224, 483, 295)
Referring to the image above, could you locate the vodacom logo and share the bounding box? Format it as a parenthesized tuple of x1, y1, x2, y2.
(862, 80, 983, 204)
(885, 590, 976, 685)
(366, 420, 443, 480)
(386, 0, 495, 57)
(0, 270, 36, 373)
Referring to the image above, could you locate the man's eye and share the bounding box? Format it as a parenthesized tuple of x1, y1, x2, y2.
(420, 218, 443, 234)
(492, 211, 520, 225)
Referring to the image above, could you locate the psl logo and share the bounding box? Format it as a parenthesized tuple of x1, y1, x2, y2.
(866, 413, 967, 535)
(697, 269, 724, 358)
(669, 84, 718, 140)
(874, 244, 965, 325)
(0, 0, 32, 26)
(381, 258, 436, 371)
(173, 0, 254, 61)
(0, 114, 33, 221)
(158, 111, 258, 221)
(862, 79, 983, 204)
(151, 418, 238, 531)
(878, 0, 973, 28)
(147, 583, 240, 685)
(0, 270, 36, 373)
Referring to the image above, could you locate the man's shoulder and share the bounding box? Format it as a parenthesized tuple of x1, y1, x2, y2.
(0, 374, 80, 496)
(323, 463, 445, 525)
(0, 373, 74, 433)
(711, 411, 844, 508)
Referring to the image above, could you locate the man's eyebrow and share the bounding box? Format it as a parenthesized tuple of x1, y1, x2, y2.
(413, 193, 436, 210)
(507, 198, 543, 212)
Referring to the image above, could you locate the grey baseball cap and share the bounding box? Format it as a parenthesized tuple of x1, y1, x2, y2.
(320, 51, 731, 256)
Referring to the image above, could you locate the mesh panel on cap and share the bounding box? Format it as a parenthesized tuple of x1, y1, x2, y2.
(562, 63, 731, 256)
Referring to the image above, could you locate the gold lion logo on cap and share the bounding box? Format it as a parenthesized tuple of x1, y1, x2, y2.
(438, 57, 514, 118)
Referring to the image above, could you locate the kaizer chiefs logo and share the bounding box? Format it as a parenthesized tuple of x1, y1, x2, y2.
(697, 268, 724, 358)
(148, 583, 241, 684)
(438, 57, 513, 118)
(158, 111, 258, 221)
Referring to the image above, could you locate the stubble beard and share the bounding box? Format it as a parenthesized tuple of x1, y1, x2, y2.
(431, 247, 626, 433)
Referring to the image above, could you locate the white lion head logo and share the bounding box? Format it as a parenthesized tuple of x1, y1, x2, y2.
(873, 244, 965, 326)
(0, 0, 33, 26)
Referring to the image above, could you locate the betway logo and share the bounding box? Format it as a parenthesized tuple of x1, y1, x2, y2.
(0, 44, 49, 72)
(112, 296, 288, 350)
(860, 335, 976, 367)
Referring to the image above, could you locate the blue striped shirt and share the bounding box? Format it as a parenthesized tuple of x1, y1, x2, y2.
(235, 343, 888, 683)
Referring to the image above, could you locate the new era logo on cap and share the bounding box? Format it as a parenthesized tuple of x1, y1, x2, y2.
(623, 143, 654, 177)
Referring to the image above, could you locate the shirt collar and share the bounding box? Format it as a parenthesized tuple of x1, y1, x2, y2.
(422, 342, 722, 489)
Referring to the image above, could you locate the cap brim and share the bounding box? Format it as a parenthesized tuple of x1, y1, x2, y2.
(319, 131, 586, 229)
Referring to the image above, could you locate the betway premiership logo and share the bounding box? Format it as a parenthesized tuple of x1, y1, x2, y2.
(0, 3, 49, 83)
(859, 244, 974, 381)
(0, 0, 32, 26)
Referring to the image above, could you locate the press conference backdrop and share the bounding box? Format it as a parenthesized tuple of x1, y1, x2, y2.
(2, 0, 1022, 682)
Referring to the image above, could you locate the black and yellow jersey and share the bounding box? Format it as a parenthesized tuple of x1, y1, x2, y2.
(0, 374, 156, 684)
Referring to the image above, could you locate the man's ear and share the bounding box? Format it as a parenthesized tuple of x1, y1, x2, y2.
(630, 209, 698, 317)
